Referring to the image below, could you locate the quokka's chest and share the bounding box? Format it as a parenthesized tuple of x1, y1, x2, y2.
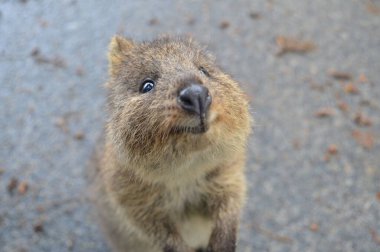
(164, 180, 215, 249)
(162, 178, 209, 212)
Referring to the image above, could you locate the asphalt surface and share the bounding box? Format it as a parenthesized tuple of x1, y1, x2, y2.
(1, 0, 380, 251)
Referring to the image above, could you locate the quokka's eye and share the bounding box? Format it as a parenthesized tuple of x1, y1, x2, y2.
(199, 66, 210, 77)
(140, 79, 155, 93)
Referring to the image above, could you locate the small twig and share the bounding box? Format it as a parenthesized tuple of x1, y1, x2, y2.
(35, 196, 89, 212)
(249, 222, 294, 244)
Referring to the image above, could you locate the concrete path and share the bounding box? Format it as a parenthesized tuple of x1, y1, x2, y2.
(1, 1, 379, 251)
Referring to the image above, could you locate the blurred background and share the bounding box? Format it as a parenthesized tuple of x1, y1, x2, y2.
(0, 0, 379, 251)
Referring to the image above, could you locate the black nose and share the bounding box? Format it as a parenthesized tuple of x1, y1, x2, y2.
(177, 84, 212, 118)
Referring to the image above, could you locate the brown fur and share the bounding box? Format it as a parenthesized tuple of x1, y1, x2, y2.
(89, 35, 252, 252)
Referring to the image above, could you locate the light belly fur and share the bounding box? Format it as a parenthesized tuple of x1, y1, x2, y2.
(177, 215, 214, 248)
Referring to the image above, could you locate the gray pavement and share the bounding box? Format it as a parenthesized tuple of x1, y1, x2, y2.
(1, 0, 379, 251)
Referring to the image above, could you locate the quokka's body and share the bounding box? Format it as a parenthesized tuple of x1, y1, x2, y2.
(90, 36, 252, 252)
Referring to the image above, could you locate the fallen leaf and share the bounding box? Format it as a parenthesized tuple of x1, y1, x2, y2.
(219, 21, 230, 29)
(75, 67, 85, 77)
(54, 117, 68, 133)
(276, 36, 316, 56)
(7, 177, 18, 194)
(31, 48, 66, 68)
(352, 130, 375, 150)
(36, 206, 45, 213)
(376, 192, 380, 202)
(74, 131, 85, 140)
(370, 229, 380, 245)
(249, 12, 261, 19)
(51, 56, 66, 68)
(309, 223, 319, 232)
(337, 101, 349, 112)
(293, 139, 301, 149)
(30, 47, 40, 57)
(148, 18, 159, 26)
(187, 16, 196, 26)
(309, 83, 325, 92)
(307, 79, 325, 92)
(344, 83, 359, 94)
(358, 73, 369, 83)
(354, 112, 373, 127)
(33, 221, 44, 233)
(38, 19, 49, 28)
(18, 181, 29, 195)
(327, 144, 338, 155)
(324, 144, 338, 161)
(315, 107, 335, 118)
(328, 69, 352, 80)
(367, 1, 380, 15)
(359, 100, 373, 107)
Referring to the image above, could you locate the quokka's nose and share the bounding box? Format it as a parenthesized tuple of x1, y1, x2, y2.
(177, 84, 212, 119)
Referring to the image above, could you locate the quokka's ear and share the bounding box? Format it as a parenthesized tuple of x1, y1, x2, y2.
(108, 36, 135, 76)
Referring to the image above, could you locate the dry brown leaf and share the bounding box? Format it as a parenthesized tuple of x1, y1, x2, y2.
(309, 223, 319, 232)
(18, 181, 29, 195)
(75, 67, 85, 77)
(36, 206, 45, 213)
(337, 101, 349, 112)
(30, 47, 40, 57)
(7, 177, 18, 194)
(352, 130, 375, 150)
(249, 12, 261, 19)
(315, 107, 335, 118)
(367, 1, 380, 15)
(293, 139, 301, 149)
(219, 21, 230, 29)
(51, 56, 67, 68)
(358, 73, 369, 83)
(33, 221, 44, 233)
(359, 100, 374, 107)
(276, 36, 316, 56)
(148, 18, 159, 26)
(74, 131, 85, 140)
(187, 16, 196, 26)
(54, 117, 69, 133)
(324, 144, 338, 162)
(354, 112, 373, 127)
(327, 144, 339, 155)
(370, 229, 380, 245)
(344, 83, 359, 94)
(328, 69, 352, 80)
(31, 48, 66, 68)
(38, 19, 49, 28)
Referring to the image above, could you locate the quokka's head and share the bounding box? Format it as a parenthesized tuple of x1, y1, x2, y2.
(106, 36, 251, 162)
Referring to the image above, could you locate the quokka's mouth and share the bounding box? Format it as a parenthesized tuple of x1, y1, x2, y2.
(170, 110, 218, 135)
(171, 122, 209, 134)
